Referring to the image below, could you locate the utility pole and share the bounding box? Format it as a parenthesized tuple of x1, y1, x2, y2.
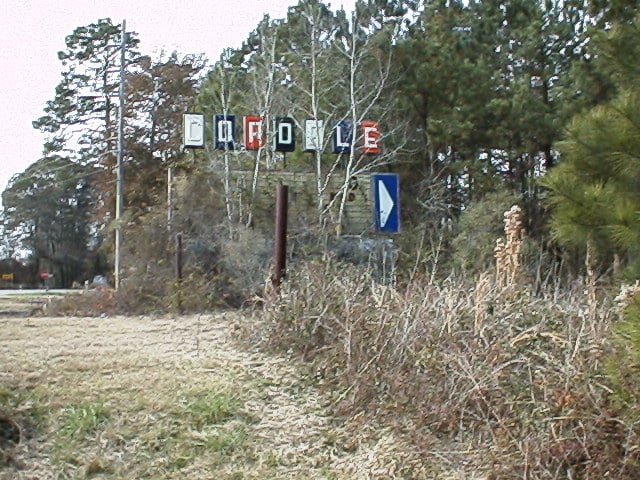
(167, 166, 173, 232)
(115, 19, 126, 290)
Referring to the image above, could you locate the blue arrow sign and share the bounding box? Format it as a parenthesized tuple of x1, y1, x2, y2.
(372, 173, 400, 233)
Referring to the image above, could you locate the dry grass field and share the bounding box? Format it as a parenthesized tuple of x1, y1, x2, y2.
(0, 312, 444, 480)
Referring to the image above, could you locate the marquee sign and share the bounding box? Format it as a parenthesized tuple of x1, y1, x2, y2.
(186, 114, 381, 154)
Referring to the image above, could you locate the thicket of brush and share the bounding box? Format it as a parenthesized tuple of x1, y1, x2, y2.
(261, 206, 640, 479)
(43, 192, 640, 478)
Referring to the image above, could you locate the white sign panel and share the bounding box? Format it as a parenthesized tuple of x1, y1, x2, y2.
(183, 113, 205, 148)
(304, 118, 325, 152)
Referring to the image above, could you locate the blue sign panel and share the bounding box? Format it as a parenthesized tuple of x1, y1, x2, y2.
(214, 114, 236, 150)
(372, 173, 400, 233)
(332, 120, 353, 154)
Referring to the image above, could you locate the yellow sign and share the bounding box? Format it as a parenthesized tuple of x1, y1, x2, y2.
(1, 273, 13, 281)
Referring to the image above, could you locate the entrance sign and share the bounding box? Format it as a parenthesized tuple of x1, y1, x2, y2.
(203, 113, 381, 156)
(214, 114, 236, 150)
(333, 120, 353, 154)
(244, 116, 264, 150)
(274, 117, 296, 152)
(372, 173, 400, 233)
(183, 113, 205, 148)
(304, 118, 325, 152)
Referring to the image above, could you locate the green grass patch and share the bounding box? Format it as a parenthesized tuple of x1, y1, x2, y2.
(183, 389, 241, 429)
(57, 400, 110, 441)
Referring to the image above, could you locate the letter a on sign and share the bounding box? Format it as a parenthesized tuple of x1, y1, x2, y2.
(332, 120, 353, 154)
(214, 114, 235, 150)
(183, 113, 205, 148)
(244, 116, 264, 150)
(361, 121, 380, 154)
(274, 117, 295, 152)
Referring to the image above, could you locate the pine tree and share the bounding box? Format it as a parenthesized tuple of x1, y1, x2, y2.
(542, 16, 640, 275)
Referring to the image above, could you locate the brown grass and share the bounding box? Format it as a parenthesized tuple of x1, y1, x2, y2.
(1, 313, 432, 479)
(264, 259, 640, 479)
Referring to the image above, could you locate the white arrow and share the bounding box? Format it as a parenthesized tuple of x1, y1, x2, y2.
(378, 179, 394, 228)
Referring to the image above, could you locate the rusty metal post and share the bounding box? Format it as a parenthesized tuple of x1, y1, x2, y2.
(272, 185, 289, 289)
(174, 233, 184, 313)
(175, 233, 183, 281)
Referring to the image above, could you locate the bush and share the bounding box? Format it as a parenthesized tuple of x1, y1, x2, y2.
(451, 190, 521, 274)
(263, 258, 640, 478)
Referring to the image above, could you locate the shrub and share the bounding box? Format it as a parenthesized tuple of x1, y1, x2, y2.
(263, 257, 640, 478)
(451, 189, 521, 274)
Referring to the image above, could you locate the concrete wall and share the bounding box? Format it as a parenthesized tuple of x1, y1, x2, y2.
(232, 170, 373, 235)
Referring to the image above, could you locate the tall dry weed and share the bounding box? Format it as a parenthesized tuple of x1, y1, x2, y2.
(263, 257, 638, 478)
(495, 204, 524, 289)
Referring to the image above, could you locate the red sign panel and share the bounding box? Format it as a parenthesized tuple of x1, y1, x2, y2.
(243, 116, 264, 150)
(361, 121, 380, 154)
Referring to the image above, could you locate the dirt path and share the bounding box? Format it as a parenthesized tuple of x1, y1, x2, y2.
(0, 314, 441, 479)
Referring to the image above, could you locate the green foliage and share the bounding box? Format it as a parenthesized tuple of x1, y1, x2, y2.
(542, 88, 640, 274)
(2, 156, 96, 286)
(57, 400, 109, 441)
(451, 190, 520, 273)
(156, 389, 248, 472)
(182, 390, 241, 430)
(8, 2, 640, 308)
(606, 287, 640, 438)
(33, 18, 139, 159)
(542, 14, 640, 275)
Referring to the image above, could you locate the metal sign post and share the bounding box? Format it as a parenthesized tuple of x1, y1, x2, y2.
(272, 185, 289, 290)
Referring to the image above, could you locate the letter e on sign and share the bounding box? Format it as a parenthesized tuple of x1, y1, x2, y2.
(361, 121, 380, 154)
